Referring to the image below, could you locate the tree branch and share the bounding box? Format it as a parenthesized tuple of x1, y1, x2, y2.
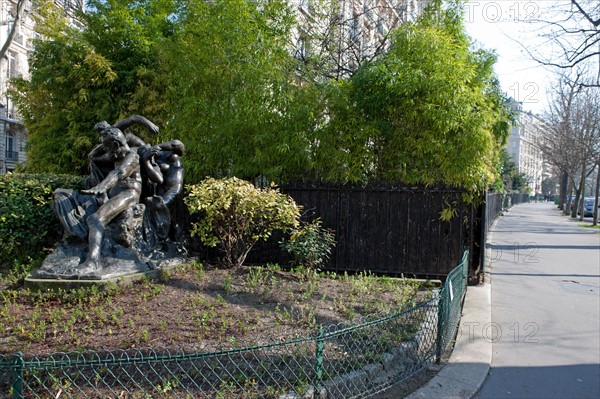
(0, 0, 26, 61)
(571, 0, 600, 27)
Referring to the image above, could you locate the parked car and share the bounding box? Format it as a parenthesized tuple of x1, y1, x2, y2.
(582, 197, 598, 217)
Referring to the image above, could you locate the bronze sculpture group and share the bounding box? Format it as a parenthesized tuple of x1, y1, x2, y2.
(38, 116, 186, 279)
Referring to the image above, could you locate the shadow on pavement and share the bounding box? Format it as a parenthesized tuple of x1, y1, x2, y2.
(475, 363, 600, 399)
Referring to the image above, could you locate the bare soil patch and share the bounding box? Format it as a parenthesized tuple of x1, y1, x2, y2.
(0, 262, 431, 356)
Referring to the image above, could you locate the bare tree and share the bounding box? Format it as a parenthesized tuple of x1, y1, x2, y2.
(1, 0, 85, 61)
(541, 72, 600, 218)
(525, 0, 600, 86)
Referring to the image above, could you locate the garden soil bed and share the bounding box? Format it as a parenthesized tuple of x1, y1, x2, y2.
(0, 262, 432, 356)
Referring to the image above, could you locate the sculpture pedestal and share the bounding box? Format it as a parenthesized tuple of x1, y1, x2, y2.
(24, 259, 186, 290)
(33, 242, 152, 280)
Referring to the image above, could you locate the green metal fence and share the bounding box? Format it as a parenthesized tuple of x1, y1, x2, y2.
(1, 252, 469, 399)
(436, 251, 469, 362)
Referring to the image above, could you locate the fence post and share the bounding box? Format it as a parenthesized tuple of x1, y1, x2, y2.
(11, 352, 24, 399)
(480, 196, 488, 276)
(435, 290, 446, 364)
(315, 327, 325, 397)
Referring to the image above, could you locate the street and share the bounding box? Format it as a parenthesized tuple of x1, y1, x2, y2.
(475, 202, 600, 399)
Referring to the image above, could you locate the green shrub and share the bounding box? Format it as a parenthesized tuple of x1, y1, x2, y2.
(185, 177, 301, 268)
(0, 173, 85, 268)
(281, 218, 335, 271)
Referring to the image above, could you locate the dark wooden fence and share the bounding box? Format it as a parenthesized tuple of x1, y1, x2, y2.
(180, 184, 536, 280)
(484, 192, 530, 232)
(182, 183, 482, 280)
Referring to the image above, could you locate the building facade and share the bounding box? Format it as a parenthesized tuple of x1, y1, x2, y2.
(506, 100, 550, 196)
(0, 0, 33, 173)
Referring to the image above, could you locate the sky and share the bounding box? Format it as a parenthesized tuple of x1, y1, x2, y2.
(463, 0, 561, 115)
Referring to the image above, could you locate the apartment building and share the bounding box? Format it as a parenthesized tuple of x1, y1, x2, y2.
(0, 0, 31, 173)
(507, 100, 550, 195)
(0, 0, 83, 174)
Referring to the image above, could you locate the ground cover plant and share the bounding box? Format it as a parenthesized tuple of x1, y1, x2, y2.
(0, 262, 430, 356)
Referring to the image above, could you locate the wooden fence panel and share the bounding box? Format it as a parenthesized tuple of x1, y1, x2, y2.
(182, 183, 482, 279)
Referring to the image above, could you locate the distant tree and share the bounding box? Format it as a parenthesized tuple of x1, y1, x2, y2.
(494, 149, 531, 194)
(540, 72, 600, 218)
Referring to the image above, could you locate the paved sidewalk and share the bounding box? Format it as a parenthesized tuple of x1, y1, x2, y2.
(406, 202, 600, 399)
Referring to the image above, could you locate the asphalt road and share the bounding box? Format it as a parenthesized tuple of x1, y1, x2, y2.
(475, 202, 600, 399)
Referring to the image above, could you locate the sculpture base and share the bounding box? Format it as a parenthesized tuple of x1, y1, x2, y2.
(34, 242, 150, 280)
(24, 259, 185, 291)
(32, 202, 187, 282)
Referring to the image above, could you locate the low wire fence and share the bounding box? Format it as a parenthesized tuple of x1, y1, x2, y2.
(1, 253, 469, 399)
(436, 251, 469, 360)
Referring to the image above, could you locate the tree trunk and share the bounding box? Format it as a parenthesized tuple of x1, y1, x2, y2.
(572, 160, 587, 219)
(559, 170, 568, 210)
(594, 163, 600, 226)
(0, 1, 26, 61)
(565, 180, 573, 215)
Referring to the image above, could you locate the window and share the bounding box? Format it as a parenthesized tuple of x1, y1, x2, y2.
(6, 131, 14, 150)
(350, 13, 361, 44)
(5, 130, 17, 161)
(6, 51, 17, 78)
(297, 36, 308, 59)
